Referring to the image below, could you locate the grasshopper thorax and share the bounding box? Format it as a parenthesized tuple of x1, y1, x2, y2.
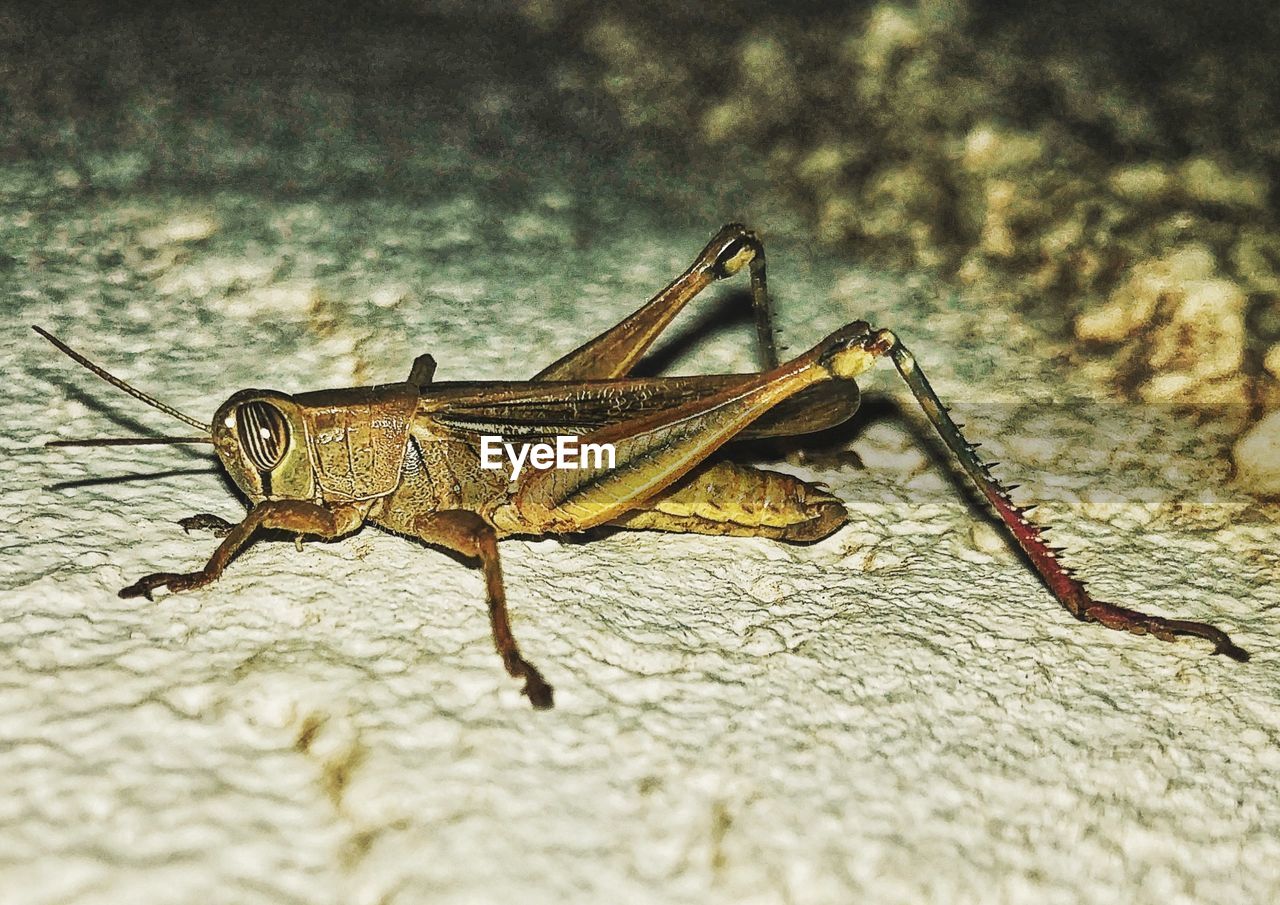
(212, 389, 315, 504)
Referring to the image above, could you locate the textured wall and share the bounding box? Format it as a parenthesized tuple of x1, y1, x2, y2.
(3, 176, 1277, 904)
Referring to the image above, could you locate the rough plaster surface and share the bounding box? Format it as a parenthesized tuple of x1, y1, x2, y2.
(3, 178, 1279, 904)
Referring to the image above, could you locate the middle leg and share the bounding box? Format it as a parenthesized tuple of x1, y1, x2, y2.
(409, 509, 555, 709)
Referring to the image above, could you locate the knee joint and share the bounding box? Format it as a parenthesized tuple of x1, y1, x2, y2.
(709, 226, 762, 279)
(816, 323, 896, 380)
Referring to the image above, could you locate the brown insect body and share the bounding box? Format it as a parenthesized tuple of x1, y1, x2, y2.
(39, 224, 1249, 710)
(209, 376, 854, 550)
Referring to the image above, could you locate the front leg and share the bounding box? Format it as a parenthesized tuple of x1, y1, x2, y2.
(120, 500, 366, 600)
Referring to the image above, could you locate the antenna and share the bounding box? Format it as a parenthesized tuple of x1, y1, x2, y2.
(33, 326, 211, 433)
(47, 437, 215, 447)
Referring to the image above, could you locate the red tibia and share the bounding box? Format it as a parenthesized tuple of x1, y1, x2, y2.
(876, 332, 1247, 662)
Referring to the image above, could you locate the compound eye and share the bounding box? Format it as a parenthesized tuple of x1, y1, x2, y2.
(236, 400, 290, 471)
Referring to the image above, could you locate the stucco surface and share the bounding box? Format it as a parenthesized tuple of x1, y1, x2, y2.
(2, 176, 1278, 904)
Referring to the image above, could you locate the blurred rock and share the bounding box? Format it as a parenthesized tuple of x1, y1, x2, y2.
(1234, 410, 1280, 496)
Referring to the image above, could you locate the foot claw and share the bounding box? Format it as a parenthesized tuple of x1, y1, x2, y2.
(179, 514, 235, 537)
(1083, 602, 1248, 662)
(524, 677, 555, 710)
(1161, 618, 1251, 662)
(502, 650, 555, 709)
(518, 662, 555, 710)
(119, 571, 209, 600)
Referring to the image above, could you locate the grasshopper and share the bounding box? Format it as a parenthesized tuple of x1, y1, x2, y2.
(39, 224, 1248, 708)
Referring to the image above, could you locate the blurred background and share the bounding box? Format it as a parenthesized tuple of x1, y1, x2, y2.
(5, 0, 1280, 489)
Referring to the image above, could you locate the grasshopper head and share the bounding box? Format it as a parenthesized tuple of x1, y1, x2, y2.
(212, 390, 315, 503)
